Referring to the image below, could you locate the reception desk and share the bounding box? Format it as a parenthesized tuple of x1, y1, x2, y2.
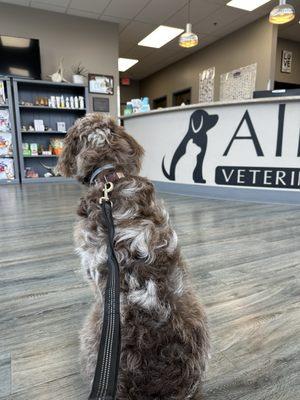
(121, 97, 300, 203)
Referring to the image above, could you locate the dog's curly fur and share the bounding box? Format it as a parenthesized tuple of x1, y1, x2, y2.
(57, 113, 210, 400)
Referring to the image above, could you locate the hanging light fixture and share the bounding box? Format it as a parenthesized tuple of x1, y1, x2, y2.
(269, 0, 295, 24)
(179, 0, 198, 48)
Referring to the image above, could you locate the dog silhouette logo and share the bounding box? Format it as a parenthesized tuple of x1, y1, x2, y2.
(162, 109, 219, 183)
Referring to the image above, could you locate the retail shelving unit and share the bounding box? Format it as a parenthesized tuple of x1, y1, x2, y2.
(0, 77, 20, 184)
(13, 78, 88, 184)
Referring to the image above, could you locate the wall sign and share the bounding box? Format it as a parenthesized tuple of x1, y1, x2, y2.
(125, 101, 300, 192)
(88, 73, 114, 95)
(93, 97, 109, 112)
(281, 50, 292, 73)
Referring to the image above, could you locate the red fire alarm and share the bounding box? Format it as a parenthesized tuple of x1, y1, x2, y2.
(121, 77, 131, 86)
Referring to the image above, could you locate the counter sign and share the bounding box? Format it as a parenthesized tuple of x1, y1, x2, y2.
(160, 104, 300, 191)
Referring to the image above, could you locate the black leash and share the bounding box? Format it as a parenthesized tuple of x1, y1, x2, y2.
(88, 182, 121, 400)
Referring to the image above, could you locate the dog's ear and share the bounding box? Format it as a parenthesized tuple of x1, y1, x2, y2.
(208, 114, 219, 130)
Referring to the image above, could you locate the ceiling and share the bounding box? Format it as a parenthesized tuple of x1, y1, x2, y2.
(278, 0, 300, 43)
(0, 0, 299, 79)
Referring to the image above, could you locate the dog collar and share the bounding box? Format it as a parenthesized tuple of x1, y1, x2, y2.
(88, 164, 124, 186)
(89, 164, 115, 185)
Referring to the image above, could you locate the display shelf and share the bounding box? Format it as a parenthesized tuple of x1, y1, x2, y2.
(21, 130, 67, 134)
(24, 155, 58, 158)
(13, 78, 88, 183)
(14, 78, 86, 88)
(0, 76, 20, 184)
(0, 179, 19, 185)
(19, 105, 86, 111)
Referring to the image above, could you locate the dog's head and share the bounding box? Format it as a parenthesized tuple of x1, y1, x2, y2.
(189, 109, 218, 135)
(57, 113, 144, 184)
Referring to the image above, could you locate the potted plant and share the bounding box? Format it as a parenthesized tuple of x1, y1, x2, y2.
(71, 62, 88, 84)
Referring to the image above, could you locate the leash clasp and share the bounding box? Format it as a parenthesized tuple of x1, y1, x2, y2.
(100, 181, 114, 205)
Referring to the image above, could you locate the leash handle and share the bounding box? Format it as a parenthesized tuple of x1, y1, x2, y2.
(88, 191, 121, 400)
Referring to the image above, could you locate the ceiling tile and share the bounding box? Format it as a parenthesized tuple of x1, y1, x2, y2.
(193, 5, 244, 35)
(67, 8, 100, 19)
(153, 39, 187, 59)
(0, 0, 30, 5)
(119, 40, 136, 54)
(279, 24, 300, 43)
(166, 0, 221, 29)
(120, 20, 156, 44)
(30, 1, 67, 12)
(120, 45, 154, 60)
(135, 0, 186, 24)
(69, 0, 110, 14)
(278, 0, 300, 42)
(210, 0, 230, 4)
(104, 0, 150, 19)
(100, 15, 131, 32)
(197, 35, 220, 50)
(30, 0, 69, 6)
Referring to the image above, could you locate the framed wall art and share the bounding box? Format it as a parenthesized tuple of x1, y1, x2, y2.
(88, 74, 114, 95)
(281, 50, 292, 73)
(220, 63, 257, 101)
(199, 66, 215, 103)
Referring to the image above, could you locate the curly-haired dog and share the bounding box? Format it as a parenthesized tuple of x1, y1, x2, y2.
(57, 113, 210, 400)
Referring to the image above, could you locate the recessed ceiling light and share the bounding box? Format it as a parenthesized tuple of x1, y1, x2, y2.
(118, 58, 139, 72)
(138, 25, 184, 48)
(226, 0, 272, 11)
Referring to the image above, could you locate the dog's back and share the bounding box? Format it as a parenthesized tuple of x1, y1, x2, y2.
(77, 176, 209, 400)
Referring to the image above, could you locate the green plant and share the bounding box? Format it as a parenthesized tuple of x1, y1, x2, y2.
(72, 62, 88, 76)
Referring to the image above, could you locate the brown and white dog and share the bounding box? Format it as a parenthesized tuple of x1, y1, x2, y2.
(57, 113, 210, 400)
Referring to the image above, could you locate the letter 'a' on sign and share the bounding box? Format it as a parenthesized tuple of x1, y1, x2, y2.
(223, 110, 264, 156)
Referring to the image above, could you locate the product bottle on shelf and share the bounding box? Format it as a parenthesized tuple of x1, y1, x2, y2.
(56, 96, 60, 108)
(74, 96, 79, 109)
(79, 96, 84, 109)
(141, 97, 150, 112)
(124, 102, 133, 116)
(50, 96, 56, 108)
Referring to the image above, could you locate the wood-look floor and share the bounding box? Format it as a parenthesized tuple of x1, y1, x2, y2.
(0, 183, 299, 400)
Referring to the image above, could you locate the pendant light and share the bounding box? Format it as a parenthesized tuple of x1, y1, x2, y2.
(179, 0, 198, 48)
(269, 0, 295, 24)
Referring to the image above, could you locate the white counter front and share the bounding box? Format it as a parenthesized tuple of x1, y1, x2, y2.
(122, 97, 300, 203)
